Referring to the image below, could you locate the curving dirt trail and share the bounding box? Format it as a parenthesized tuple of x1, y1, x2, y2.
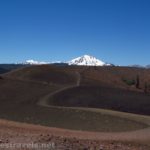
(37, 71, 81, 107)
(37, 71, 150, 143)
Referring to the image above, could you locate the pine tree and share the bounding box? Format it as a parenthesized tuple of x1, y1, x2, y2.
(144, 82, 148, 94)
(136, 75, 140, 89)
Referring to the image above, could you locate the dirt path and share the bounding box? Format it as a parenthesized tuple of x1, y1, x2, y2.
(37, 71, 81, 107)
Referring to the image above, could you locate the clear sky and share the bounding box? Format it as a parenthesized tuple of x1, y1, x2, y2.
(0, 0, 150, 65)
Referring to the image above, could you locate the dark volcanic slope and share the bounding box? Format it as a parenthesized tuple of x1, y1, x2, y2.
(4, 65, 78, 85)
(0, 68, 9, 74)
(50, 85, 150, 115)
(0, 64, 25, 74)
(4, 65, 150, 89)
(80, 66, 150, 89)
(0, 78, 147, 132)
(0, 65, 150, 131)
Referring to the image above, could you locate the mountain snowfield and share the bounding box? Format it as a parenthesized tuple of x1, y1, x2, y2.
(24, 55, 110, 66)
(68, 55, 110, 66)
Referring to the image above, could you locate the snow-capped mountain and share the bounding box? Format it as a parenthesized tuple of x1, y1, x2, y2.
(22, 55, 112, 66)
(68, 55, 110, 66)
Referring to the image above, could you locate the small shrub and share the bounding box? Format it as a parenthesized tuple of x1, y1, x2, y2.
(122, 78, 135, 86)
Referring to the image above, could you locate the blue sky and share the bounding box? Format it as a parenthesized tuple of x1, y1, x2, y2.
(0, 0, 150, 65)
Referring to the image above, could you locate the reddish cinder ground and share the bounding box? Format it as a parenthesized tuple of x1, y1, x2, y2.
(0, 119, 149, 150)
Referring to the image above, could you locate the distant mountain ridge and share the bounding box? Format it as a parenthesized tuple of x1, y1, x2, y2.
(24, 60, 50, 65)
(17, 54, 150, 68)
(23, 55, 112, 66)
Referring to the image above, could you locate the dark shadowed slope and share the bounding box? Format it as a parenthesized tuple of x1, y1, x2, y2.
(0, 65, 150, 132)
(4, 65, 78, 85)
(49, 85, 150, 115)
